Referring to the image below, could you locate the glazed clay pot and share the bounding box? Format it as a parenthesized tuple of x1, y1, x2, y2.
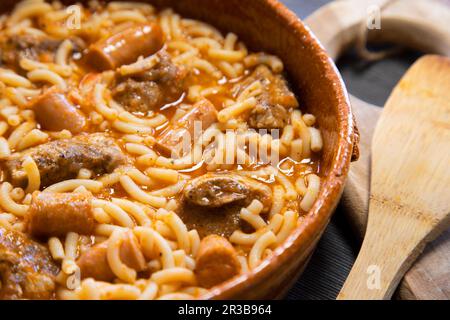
(0, 0, 358, 299)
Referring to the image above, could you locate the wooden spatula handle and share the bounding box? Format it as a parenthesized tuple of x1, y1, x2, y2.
(338, 202, 431, 300)
(338, 55, 450, 300)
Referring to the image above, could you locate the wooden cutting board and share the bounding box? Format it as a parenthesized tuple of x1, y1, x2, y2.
(305, 0, 450, 300)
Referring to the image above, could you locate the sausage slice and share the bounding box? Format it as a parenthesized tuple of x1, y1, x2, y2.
(27, 192, 95, 237)
(195, 235, 241, 288)
(76, 231, 146, 282)
(156, 99, 217, 157)
(31, 90, 86, 134)
(88, 24, 164, 70)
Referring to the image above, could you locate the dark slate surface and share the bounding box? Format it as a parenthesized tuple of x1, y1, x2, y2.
(279, 0, 424, 300)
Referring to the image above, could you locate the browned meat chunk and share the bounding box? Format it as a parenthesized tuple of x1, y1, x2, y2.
(113, 79, 161, 113)
(113, 51, 187, 113)
(248, 103, 289, 130)
(88, 23, 164, 71)
(0, 227, 58, 299)
(1, 133, 127, 188)
(195, 235, 241, 288)
(180, 173, 272, 237)
(184, 173, 271, 208)
(185, 175, 247, 207)
(0, 34, 60, 68)
(0, 34, 84, 69)
(27, 192, 95, 237)
(31, 89, 86, 134)
(156, 99, 217, 157)
(133, 50, 187, 85)
(178, 202, 244, 238)
(235, 65, 298, 129)
(76, 231, 146, 282)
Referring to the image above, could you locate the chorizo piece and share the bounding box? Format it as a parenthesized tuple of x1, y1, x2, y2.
(195, 235, 241, 288)
(27, 192, 96, 237)
(32, 90, 86, 134)
(88, 24, 164, 70)
(76, 231, 146, 282)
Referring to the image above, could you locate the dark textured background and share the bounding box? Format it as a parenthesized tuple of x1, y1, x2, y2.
(280, 0, 425, 300)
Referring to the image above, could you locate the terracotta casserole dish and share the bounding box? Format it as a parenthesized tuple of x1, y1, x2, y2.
(1, 0, 358, 299)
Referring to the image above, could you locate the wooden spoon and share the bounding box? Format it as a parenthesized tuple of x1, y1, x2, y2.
(337, 55, 450, 300)
(306, 0, 450, 300)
